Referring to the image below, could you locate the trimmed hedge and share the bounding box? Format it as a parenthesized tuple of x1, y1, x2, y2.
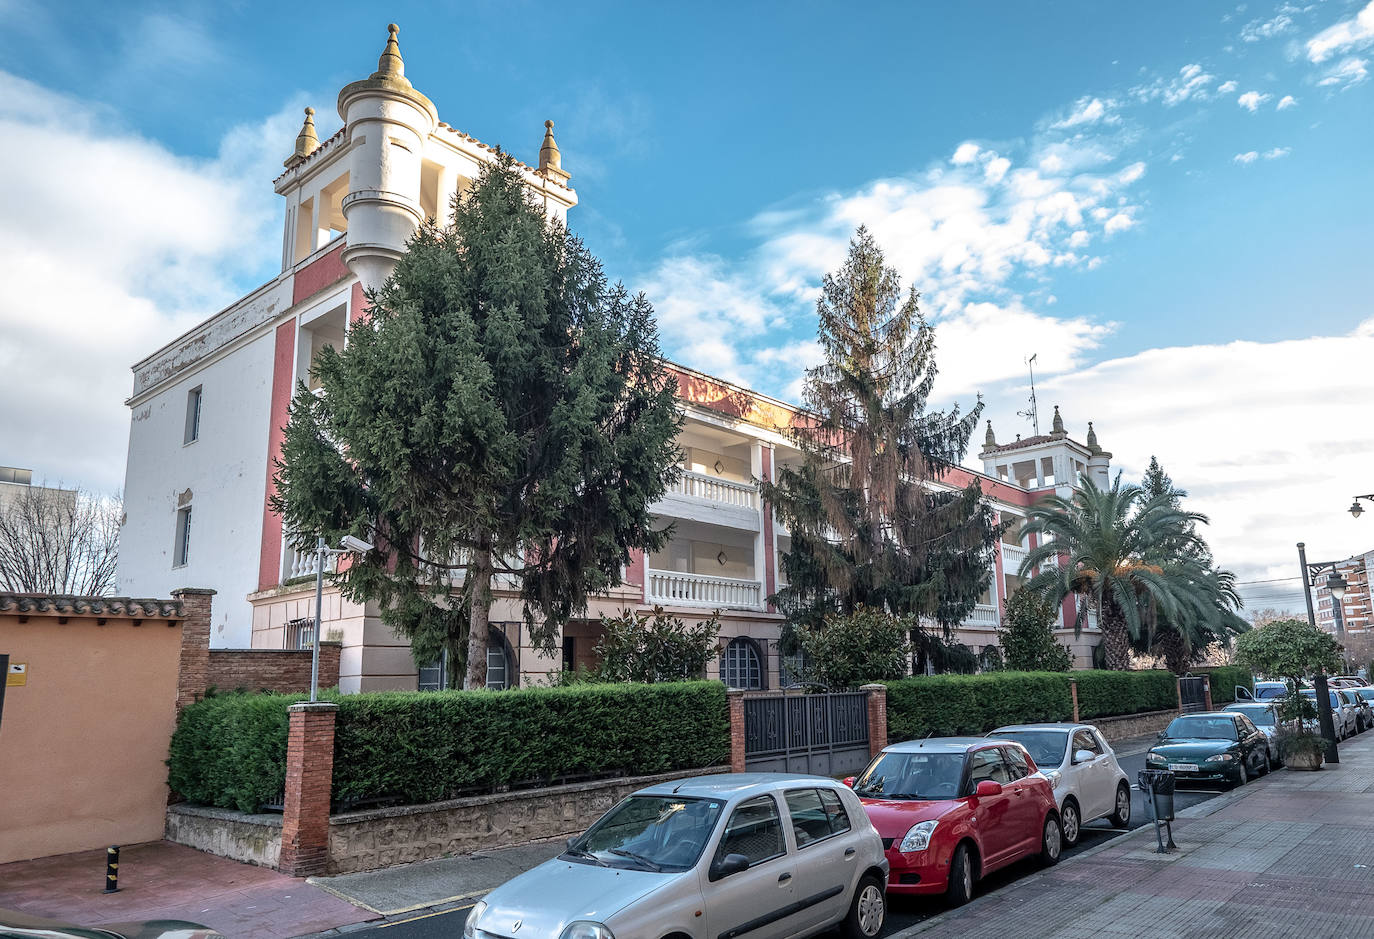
(1196, 666, 1254, 704)
(168, 682, 729, 813)
(883, 669, 1180, 741)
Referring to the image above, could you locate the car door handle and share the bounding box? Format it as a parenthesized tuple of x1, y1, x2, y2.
(844, 847, 856, 858)
(778, 872, 792, 883)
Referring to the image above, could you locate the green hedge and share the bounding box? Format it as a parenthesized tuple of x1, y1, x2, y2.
(883, 669, 1180, 741)
(1196, 666, 1254, 704)
(168, 682, 729, 813)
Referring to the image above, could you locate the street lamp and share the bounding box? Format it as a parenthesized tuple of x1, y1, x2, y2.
(1350, 494, 1374, 518)
(1297, 542, 1344, 764)
(309, 534, 374, 702)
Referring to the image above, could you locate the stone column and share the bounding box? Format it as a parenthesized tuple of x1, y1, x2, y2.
(1203, 680, 1214, 712)
(172, 588, 215, 710)
(728, 690, 747, 773)
(861, 683, 888, 758)
(1070, 679, 1080, 723)
(279, 702, 338, 877)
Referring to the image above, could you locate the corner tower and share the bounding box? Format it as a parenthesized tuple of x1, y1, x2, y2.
(979, 407, 1111, 497)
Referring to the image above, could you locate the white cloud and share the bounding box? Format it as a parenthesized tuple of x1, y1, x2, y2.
(1133, 63, 1218, 106)
(1306, 0, 1374, 62)
(983, 156, 1011, 184)
(1276, 94, 1298, 109)
(976, 322, 1374, 598)
(951, 142, 981, 165)
(1218, 80, 1239, 94)
(1263, 146, 1291, 159)
(1237, 90, 1271, 110)
(1316, 55, 1370, 87)
(0, 71, 316, 490)
(1234, 150, 1260, 163)
(1051, 96, 1115, 129)
(1240, 12, 1296, 42)
(1103, 213, 1134, 234)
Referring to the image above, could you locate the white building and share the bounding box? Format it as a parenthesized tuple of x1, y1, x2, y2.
(118, 25, 1110, 688)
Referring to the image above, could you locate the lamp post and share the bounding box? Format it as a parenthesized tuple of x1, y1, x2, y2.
(1297, 542, 1343, 763)
(309, 534, 374, 702)
(1349, 495, 1374, 518)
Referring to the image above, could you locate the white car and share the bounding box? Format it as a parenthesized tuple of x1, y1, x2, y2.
(986, 723, 1131, 847)
(1302, 689, 1358, 739)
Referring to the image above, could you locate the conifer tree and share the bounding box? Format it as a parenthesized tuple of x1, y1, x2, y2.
(273, 155, 682, 688)
(760, 227, 1001, 658)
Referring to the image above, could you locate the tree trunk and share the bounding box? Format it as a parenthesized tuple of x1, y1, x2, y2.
(1101, 601, 1132, 671)
(1156, 627, 1189, 675)
(464, 538, 493, 690)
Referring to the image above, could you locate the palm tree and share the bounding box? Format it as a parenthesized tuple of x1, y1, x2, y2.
(1017, 474, 1236, 670)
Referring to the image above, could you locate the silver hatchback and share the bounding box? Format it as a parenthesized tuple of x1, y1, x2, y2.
(464, 773, 890, 939)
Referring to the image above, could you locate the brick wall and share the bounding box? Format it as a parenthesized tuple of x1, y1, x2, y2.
(207, 643, 341, 695)
(278, 702, 337, 877)
(172, 588, 215, 710)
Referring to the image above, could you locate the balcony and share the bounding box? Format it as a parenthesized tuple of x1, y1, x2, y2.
(647, 570, 764, 611)
(655, 470, 759, 531)
(1000, 542, 1029, 574)
(286, 544, 322, 581)
(963, 604, 999, 628)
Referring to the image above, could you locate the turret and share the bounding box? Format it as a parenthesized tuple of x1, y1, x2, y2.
(336, 24, 438, 291)
(1085, 422, 1112, 489)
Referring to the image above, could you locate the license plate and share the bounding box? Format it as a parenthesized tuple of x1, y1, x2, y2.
(1168, 763, 1198, 772)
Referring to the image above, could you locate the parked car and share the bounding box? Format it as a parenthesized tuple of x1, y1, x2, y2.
(1337, 688, 1371, 732)
(1146, 712, 1271, 787)
(846, 737, 1061, 906)
(1331, 676, 1364, 689)
(985, 723, 1131, 846)
(1352, 687, 1374, 707)
(465, 773, 890, 939)
(1237, 680, 1290, 701)
(1301, 688, 1358, 738)
(0, 908, 223, 938)
(1221, 702, 1285, 767)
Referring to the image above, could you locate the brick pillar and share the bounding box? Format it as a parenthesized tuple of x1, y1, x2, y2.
(279, 702, 337, 877)
(1070, 679, 1080, 723)
(861, 683, 888, 758)
(1176, 677, 1185, 713)
(728, 690, 747, 773)
(317, 641, 343, 690)
(1203, 681, 1214, 711)
(172, 588, 216, 710)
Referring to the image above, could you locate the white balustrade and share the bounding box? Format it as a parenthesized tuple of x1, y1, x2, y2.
(667, 470, 757, 509)
(964, 604, 999, 627)
(1000, 542, 1029, 573)
(647, 570, 763, 610)
(288, 545, 321, 580)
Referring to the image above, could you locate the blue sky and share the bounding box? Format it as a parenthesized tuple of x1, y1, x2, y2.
(2, 0, 1372, 608)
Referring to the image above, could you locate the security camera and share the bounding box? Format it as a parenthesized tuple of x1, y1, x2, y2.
(340, 535, 375, 553)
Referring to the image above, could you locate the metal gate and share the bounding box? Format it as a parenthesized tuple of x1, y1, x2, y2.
(1179, 676, 1207, 712)
(743, 691, 870, 776)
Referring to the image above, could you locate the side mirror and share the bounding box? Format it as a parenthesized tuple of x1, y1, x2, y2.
(974, 780, 1003, 797)
(710, 853, 750, 880)
(1157, 730, 1167, 740)
(842, 776, 857, 789)
(1073, 749, 1095, 764)
(566, 836, 578, 850)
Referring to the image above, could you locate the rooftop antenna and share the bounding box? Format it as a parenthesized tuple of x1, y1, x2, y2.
(1016, 353, 1040, 435)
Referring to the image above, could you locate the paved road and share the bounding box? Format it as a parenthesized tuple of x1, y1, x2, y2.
(346, 750, 1231, 939)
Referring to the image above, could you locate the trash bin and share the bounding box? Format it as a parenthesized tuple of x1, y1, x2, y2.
(1138, 768, 1175, 821)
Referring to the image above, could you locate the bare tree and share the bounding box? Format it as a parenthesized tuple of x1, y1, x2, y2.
(0, 486, 121, 595)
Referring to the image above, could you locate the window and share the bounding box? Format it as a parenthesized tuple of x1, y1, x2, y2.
(418, 649, 447, 691)
(722, 637, 764, 690)
(1072, 729, 1103, 758)
(817, 788, 851, 835)
(784, 789, 831, 848)
(780, 649, 812, 689)
(184, 386, 202, 444)
(562, 636, 576, 673)
(967, 749, 1009, 787)
(173, 506, 192, 567)
(1002, 747, 1031, 779)
(486, 641, 508, 690)
(714, 796, 785, 873)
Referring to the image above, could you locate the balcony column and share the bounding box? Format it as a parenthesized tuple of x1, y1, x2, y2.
(991, 511, 1005, 620)
(751, 442, 770, 608)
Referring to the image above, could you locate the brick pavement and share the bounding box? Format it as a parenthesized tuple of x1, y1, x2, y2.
(895, 732, 1374, 938)
(0, 840, 376, 938)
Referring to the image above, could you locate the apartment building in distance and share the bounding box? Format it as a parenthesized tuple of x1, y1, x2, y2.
(118, 25, 1110, 691)
(1315, 550, 1373, 635)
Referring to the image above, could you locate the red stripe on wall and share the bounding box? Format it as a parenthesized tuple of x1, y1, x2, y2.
(292, 242, 348, 306)
(258, 320, 297, 590)
(993, 513, 1006, 608)
(761, 446, 777, 610)
(349, 281, 367, 324)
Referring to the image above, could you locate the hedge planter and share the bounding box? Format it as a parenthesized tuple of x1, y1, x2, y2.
(1281, 734, 1325, 771)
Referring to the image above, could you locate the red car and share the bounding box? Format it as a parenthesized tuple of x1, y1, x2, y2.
(846, 737, 1062, 905)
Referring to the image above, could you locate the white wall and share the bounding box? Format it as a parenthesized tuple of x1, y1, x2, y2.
(118, 330, 276, 647)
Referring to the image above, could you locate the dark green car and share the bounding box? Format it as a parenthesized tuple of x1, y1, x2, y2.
(1144, 712, 1271, 787)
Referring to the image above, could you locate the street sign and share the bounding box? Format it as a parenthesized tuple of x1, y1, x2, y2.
(6, 662, 26, 687)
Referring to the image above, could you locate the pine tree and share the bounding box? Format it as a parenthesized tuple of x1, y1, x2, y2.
(760, 227, 1002, 658)
(272, 155, 682, 688)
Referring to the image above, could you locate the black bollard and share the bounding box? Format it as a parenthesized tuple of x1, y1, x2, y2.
(103, 845, 119, 893)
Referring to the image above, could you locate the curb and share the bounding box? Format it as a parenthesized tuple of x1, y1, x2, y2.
(292, 899, 479, 938)
(883, 765, 1281, 938)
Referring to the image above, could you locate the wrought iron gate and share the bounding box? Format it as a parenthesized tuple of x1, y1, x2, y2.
(743, 691, 870, 776)
(1178, 676, 1207, 712)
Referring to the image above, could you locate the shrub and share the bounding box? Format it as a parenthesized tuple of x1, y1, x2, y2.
(594, 607, 720, 683)
(167, 691, 295, 813)
(1073, 670, 1177, 718)
(331, 681, 728, 807)
(1199, 665, 1254, 704)
(798, 607, 912, 688)
(883, 672, 1074, 740)
(998, 589, 1073, 672)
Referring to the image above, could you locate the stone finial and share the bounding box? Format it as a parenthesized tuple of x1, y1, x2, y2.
(1051, 404, 1066, 437)
(984, 420, 997, 449)
(538, 119, 571, 184)
(1086, 421, 1100, 453)
(284, 107, 320, 168)
(372, 23, 408, 83)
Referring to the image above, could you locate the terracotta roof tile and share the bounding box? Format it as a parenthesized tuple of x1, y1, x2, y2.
(0, 593, 183, 619)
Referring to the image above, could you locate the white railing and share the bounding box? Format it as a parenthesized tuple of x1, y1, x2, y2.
(287, 545, 321, 580)
(647, 570, 763, 610)
(1000, 542, 1029, 573)
(667, 470, 757, 509)
(964, 604, 999, 627)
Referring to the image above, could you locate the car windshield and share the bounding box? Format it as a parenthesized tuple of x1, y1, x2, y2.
(568, 795, 724, 872)
(1301, 690, 1341, 707)
(1255, 685, 1287, 699)
(853, 751, 966, 800)
(1164, 716, 1237, 740)
(1358, 690, 1374, 702)
(1225, 706, 1275, 727)
(988, 730, 1067, 768)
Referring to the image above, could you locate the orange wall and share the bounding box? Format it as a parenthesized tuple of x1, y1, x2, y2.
(0, 615, 183, 863)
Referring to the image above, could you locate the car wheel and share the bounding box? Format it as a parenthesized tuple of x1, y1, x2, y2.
(1260, 751, 1271, 776)
(946, 843, 975, 906)
(1110, 782, 1131, 828)
(840, 874, 886, 939)
(1059, 799, 1081, 847)
(1233, 761, 1248, 788)
(1039, 814, 1063, 866)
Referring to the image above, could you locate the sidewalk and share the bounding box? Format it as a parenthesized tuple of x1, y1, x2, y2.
(0, 841, 376, 938)
(893, 731, 1374, 939)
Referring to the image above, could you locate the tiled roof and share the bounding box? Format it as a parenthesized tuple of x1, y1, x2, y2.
(981, 434, 1058, 454)
(0, 593, 183, 619)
